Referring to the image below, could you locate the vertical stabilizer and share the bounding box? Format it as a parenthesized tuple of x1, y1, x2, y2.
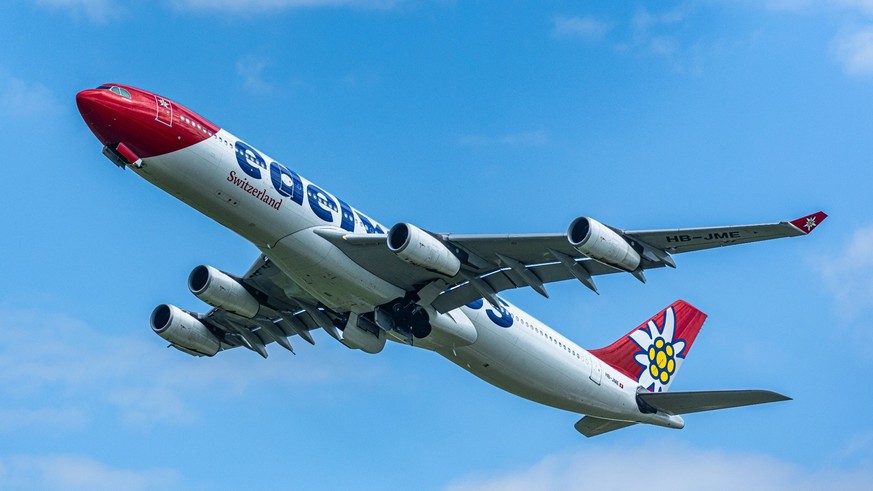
(590, 300, 706, 392)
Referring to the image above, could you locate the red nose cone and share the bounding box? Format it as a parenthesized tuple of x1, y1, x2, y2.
(77, 89, 116, 146)
(75, 90, 95, 116)
(76, 84, 219, 159)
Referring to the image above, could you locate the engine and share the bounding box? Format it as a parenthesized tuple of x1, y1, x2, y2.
(188, 264, 261, 318)
(567, 217, 641, 272)
(387, 223, 461, 277)
(150, 304, 221, 356)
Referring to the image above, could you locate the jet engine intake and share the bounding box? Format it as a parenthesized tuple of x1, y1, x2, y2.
(150, 304, 220, 356)
(567, 217, 641, 272)
(188, 264, 261, 318)
(387, 223, 461, 277)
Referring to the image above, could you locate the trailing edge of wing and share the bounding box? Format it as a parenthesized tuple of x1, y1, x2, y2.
(574, 416, 637, 437)
(636, 389, 791, 415)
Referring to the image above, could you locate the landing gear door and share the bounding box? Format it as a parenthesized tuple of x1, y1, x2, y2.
(154, 95, 173, 127)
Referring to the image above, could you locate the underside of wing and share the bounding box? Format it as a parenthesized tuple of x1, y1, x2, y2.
(151, 257, 340, 358)
(315, 211, 825, 314)
(636, 390, 791, 415)
(625, 211, 827, 254)
(315, 226, 658, 313)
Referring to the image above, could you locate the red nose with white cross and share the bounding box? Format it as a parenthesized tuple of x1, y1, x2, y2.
(76, 84, 219, 163)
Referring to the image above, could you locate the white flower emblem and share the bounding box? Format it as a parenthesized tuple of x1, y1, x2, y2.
(630, 307, 686, 392)
(804, 216, 816, 231)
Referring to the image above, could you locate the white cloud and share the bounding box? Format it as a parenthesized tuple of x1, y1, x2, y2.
(0, 71, 63, 119)
(840, 430, 873, 461)
(0, 309, 381, 429)
(35, 0, 115, 22)
(0, 454, 180, 491)
(817, 225, 873, 316)
(762, 0, 818, 12)
(460, 130, 551, 147)
(174, 0, 400, 13)
(444, 443, 873, 491)
(599, 5, 706, 75)
(552, 16, 611, 41)
(0, 407, 89, 431)
(236, 55, 275, 94)
(742, 0, 873, 76)
(832, 25, 873, 75)
(839, 0, 873, 16)
(625, 5, 691, 58)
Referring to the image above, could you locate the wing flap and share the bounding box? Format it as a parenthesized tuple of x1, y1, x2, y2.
(431, 259, 637, 313)
(637, 389, 791, 415)
(574, 416, 637, 437)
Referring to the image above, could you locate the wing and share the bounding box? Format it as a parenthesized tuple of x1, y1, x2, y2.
(317, 211, 826, 313)
(625, 211, 828, 254)
(163, 256, 341, 358)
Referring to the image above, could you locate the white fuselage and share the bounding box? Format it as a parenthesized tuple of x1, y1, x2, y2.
(135, 130, 661, 424)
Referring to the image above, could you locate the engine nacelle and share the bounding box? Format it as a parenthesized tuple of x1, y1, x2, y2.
(188, 265, 261, 318)
(387, 223, 461, 277)
(150, 304, 221, 356)
(413, 307, 478, 351)
(567, 217, 641, 272)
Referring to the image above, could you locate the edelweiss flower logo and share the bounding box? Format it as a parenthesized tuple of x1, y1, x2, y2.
(630, 307, 686, 392)
(804, 216, 817, 231)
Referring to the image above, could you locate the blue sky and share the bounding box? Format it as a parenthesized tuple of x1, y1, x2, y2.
(1, 0, 872, 489)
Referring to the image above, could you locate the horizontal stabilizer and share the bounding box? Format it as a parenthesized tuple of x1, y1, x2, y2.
(574, 416, 637, 437)
(637, 389, 790, 415)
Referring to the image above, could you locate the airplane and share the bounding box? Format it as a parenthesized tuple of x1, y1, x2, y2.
(76, 83, 826, 437)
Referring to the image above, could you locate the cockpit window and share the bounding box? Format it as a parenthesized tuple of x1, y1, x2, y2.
(110, 86, 132, 99)
(96, 85, 131, 99)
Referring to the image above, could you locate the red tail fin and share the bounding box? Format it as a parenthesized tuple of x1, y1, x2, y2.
(590, 300, 706, 393)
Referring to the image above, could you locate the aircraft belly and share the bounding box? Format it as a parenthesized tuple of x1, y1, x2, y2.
(264, 228, 405, 313)
(439, 306, 640, 420)
(443, 318, 590, 414)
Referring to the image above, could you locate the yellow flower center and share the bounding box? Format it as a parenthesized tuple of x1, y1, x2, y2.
(647, 337, 677, 386)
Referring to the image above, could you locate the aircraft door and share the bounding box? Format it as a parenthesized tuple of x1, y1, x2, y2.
(589, 357, 602, 385)
(154, 95, 173, 127)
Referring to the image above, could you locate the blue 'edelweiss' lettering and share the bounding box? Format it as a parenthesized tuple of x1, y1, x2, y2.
(234, 141, 266, 179)
(465, 298, 514, 328)
(232, 139, 380, 233)
(269, 161, 304, 206)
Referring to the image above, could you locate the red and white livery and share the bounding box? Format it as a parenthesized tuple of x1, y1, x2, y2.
(77, 84, 826, 436)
